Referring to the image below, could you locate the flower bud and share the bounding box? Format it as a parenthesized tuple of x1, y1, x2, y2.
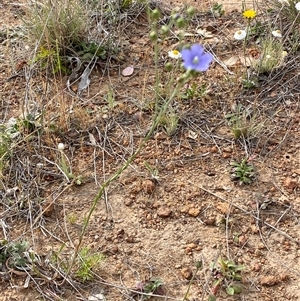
(176, 18, 186, 28)
(187, 6, 196, 17)
(149, 31, 158, 42)
(178, 75, 186, 83)
(161, 25, 170, 35)
(165, 62, 173, 72)
(195, 260, 203, 269)
(150, 8, 160, 21)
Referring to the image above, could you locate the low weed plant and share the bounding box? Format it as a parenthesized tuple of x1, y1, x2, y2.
(0, 240, 30, 269)
(230, 158, 256, 185)
(76, 247, 105, 282)
(210, 255, 244, 298)
(225, 104, 262, 139)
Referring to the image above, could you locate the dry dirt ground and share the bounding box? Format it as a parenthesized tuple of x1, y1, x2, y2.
(1, 0, 300, 300)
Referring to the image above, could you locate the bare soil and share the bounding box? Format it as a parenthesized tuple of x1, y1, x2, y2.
(1, 1, 300, 301)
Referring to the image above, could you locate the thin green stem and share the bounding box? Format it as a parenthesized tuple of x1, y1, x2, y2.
(183, 264, 201, 301)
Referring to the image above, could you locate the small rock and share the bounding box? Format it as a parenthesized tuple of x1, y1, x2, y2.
(294, 169, 300, 175)
(142, 179, 155, 194)
(157, 208, 172, 218)
(216, 203, 230, 214)
(260, 275, 279, 286)
(204, 170, 216, 176)
(125, 236, 135, 243)
(210, 146, 218, 153)
(111, 245, 119, 254)
(185, 248, 192, 254)
(253, 263, 261, 272)
(181, 267, 193, 280)
(188, 208, 200, 217)
(222, 153, 231, 158)
(238, 235, 248, 246)
(203, 217, 216, 225)
(186, 243, 197, 249)
(88, 293, 106, 301)
(124, 199, 133, 206)
(223, 146, 233, 153)
(185, 243, 197, 254)
(42, 201, 54, 217)
(283, 177, 298, 190)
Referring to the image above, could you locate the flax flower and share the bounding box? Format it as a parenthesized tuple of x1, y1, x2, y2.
(180, 44, 213, 72)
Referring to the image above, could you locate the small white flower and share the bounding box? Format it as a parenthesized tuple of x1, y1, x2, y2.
(282, 51, 288, 58)
(168, 50, 181, 59)
(272, 30, 282, 38)
(58, 143, 65, 151)
(266, 54, 271, 60)
(296, 2, 300, 10)
(234, 30, 247, 40)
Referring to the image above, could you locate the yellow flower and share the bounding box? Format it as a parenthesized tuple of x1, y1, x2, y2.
(243, 9, 256, 19)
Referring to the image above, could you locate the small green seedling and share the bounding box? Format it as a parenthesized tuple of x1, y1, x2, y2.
(158, 112, 179, 136)
(211, 256, 244, 297)
(0, 240, 30, 268)
(181, 82, 209, 100)
(230, 158, 255, 184)
(32, 46, 67, 74)
(242, 77, 258, 89)
(76, 247, 105, 282)
(211, 3, 225, 17)
(0, 131, 11, 176)
(225, 104, 261, 138)
(255, 38, 285, 74)
(144, 161, 160, 182)
(137, 278, 164, 299)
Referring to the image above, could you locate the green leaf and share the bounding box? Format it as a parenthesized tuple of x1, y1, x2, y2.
(226, 286, 235, 295)
(232, 284, 243, 294)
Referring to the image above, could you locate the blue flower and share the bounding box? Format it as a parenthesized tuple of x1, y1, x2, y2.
(180, 44, 213, 72)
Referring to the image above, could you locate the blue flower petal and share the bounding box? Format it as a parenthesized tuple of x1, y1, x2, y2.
(180, 44, 213, 72)
(190, 44, 204, 56)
